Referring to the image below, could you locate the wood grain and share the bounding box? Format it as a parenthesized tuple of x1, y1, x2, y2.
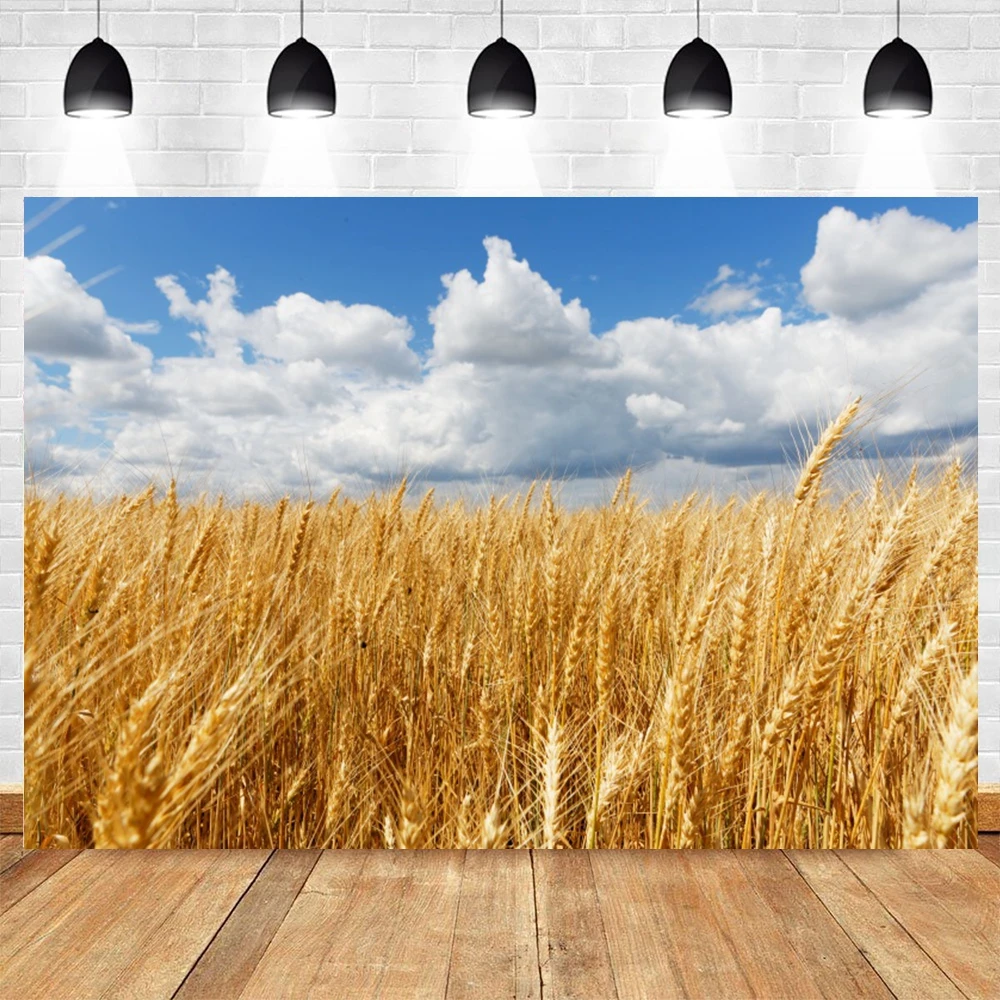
(3, 846, 998, 999)
(734, 851, 894, 999)
(2, 850, 268, 1000)
(0, 848, 81, 913)
(787, 851, 963, 1000)
(894, 849, 1000, 944)
(102, 850, 271, 999)
(2, 851, 121, 971)
(666, 851, 890, 1000)
(594, 851, 838, 999)
(977, 833, 1000, 869)
(446, 849, 540, 1000)
(589, 852, 686, 999)
(175, 849, 318, 1000)
(979, 784, 1000, 832)
(839, 849, 1000, 999)
(533, 850, 619, 1000)
(0, 784, 22, 834)
(242, 850, 464, 999)
(0, 833, 25, 874)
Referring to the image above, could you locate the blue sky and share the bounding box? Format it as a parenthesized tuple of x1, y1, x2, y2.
(25, 196, 977, 360)
(23, 197, 978, 500)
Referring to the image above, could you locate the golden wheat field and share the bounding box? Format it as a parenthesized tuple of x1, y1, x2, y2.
(23, 401, 978, 850)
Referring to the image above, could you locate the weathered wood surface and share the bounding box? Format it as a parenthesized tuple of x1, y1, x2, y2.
(2, 846, 998, 999)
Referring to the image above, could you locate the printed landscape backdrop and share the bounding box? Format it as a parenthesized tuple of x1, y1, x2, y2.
(23, 197, 978, 850)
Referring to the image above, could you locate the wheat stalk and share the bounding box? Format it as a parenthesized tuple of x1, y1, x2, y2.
(23, 400, 977, 850)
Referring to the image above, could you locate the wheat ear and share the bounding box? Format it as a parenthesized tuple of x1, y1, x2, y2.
(930, 663, 978, 848)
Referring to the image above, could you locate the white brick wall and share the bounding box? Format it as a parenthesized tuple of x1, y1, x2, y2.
(0, 0, 997, 785)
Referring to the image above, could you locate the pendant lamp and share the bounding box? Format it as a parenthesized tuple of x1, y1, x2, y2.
(663, 0, 732, 119)
(863, 0, 932, 118)
(64, 0, 133, 118)
(268, 0, 336, 118)
(467, 0, 536, 118)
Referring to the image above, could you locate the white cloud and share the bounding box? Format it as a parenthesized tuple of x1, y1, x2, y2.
(120, 320, 161, 335)
(690, 263, 765, 317)
(800, 206, 978, 321)
(429, 237, 615, 368)
(25, 256, 149, 363)
(156, 268, 420, 379)
(626, 393, 686, 429)
(24, 210, 977, 500)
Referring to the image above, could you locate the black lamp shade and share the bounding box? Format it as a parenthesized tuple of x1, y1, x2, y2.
(267, 38, 336, 118)
(467, 38, 536, 118)
(864, 38, 932, 118)
(663, 37, 732, 119)
(64, 38, 133, 118)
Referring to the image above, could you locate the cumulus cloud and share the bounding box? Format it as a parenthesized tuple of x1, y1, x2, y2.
(24, 210, 977, 500)
(689, 263, 765, 317)
(24, 257, 163, 451)
(156, 268, 421, 379)
(800, 206, 978, 321)
(26, 256, 149, 363)
(429, 237, 615, 368)
(626, 393, 686, 429)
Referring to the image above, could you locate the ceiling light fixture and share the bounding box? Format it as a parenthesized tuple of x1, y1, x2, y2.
(268, 0, 336, 118)
(467, 0, 536, 118)
(663, 0, 732, 119)
(863, 0, 932, 118)
(64, 0, 133, 118)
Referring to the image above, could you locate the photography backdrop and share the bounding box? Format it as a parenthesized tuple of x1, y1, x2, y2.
(20, 197, 980, 851)
(0, 0, 998, 787)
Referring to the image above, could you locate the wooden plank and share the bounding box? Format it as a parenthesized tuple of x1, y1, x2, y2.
(892, 849, 1000, 939)
(0, 784, 22, 834)
(787, 851, 963, 1000)
(0, 834, 25, 874)
(305, 849, 462, 1000)
(175, 850, 320, 1000)
(683, 853, 828, 999)
(733, 852, 894, 999)
(594, 852, 842, 999)
(1, 847, 995, 1000)
(978, 784, 1000, 832)
(978, 833, 1000, 869)
(237, 850, 370, 999)
(2, 850, 269, 1000)
(1, 851, 121, 963)
(669, 852, 887, 1000)
(446, 849, 541, 1000)
(242, 850, 465, 999)
(102, 851, 271, 999)
(0, 848, 82, 913)
(533, 850, 619, 1000)
(840, 850, 1000, 1000)
(589, 852, 686, 1000)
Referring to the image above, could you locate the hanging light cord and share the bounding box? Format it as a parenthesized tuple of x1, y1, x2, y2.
(896, 0, 900, 38)
(96, 0, 100, 38)
(300, 0, 304, 38)
(500, 0, 504, 39)
(697, 0, 701, 39)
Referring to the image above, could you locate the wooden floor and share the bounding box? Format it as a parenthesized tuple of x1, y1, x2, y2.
(2, 837, 998, 1000)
